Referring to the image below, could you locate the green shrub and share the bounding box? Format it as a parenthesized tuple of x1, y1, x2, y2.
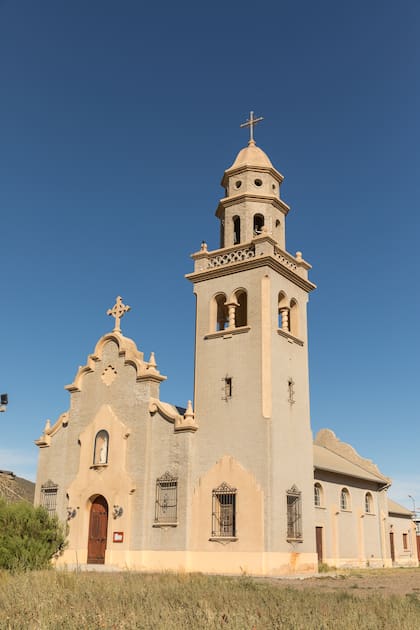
(0, 499, 66, 571)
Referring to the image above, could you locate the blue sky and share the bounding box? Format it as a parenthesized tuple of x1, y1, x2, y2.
(0, 1, 419, 509)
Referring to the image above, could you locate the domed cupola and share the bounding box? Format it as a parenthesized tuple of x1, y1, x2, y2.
(216, 112, 291, 249)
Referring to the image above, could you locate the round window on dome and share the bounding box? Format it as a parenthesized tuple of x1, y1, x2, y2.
(254, 179, 262, 187)
(235, 180, 242, 189)
(272, 183, 276, 191)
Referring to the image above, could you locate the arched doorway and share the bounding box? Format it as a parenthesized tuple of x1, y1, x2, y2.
(87, 495, 108, 564)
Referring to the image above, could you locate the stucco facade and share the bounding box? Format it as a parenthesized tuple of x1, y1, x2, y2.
(35, 125, 417, 574)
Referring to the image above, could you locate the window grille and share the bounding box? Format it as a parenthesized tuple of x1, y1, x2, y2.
(287, 485, 302, 540)
(155, 472, 178, 524)
(40, 480, 58, 515)
(212, 482, 237, 538)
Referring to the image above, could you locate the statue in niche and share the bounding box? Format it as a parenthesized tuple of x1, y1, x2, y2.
(94, 430, 109, 465)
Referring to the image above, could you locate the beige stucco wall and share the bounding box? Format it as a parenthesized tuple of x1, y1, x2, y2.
(191, 261, 315, 560)
(313, 471, 389, 568)
(388, 513, 418, 567)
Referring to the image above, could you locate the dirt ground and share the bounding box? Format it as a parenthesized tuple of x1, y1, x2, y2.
(266, 568, 420, 598)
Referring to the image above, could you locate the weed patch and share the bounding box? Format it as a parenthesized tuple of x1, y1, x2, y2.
(0, 571, 419, 629)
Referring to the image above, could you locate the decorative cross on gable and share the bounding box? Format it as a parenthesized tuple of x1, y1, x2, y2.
(107, 296, 131, 332)
(240, 111, 264, 144)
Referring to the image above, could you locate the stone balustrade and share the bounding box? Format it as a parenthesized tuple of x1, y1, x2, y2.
(190, 238, 310, 279)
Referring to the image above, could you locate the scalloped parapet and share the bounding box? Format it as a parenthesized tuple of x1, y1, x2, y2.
(314, 429, 390, 483)
(149, 398, 198, 433)
(65, 331, 167, 393)
(35, 412, 69, 448)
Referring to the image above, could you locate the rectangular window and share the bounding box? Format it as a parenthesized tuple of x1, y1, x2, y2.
(155, 472, 177, 524)
(403, 533, 409, 550)
(287, 486, 302, 541)
(224, 377, 232, 399)
(212, 483, 237, 538)
(288, 379, 295, 405)
(40, 481, 58, 515)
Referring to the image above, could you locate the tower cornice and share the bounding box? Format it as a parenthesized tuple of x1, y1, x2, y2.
(186, 238, 315, 293)
(221, 163, 284, 188)
(216, 193, 290, 218)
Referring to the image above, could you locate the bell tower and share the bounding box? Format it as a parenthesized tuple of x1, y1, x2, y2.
(217, 112, 289, 250)
(186, 114, 317, 575)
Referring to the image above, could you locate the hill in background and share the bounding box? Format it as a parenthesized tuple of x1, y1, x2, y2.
(0, 470, 35, 503)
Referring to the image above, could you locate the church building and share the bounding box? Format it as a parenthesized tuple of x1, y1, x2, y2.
(35, 115, 417, 574)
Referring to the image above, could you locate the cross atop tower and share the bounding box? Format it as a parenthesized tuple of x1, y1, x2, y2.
(240, 111, 264, 145)
(107, 296, 131, 333)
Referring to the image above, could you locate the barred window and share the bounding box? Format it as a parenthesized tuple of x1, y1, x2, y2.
(40, 480, 58, 515)
(287, 485, 302, 541)
(155, 472, 177, 524)
(212, 482, 237, 538)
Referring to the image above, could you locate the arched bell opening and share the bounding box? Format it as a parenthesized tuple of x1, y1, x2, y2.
(233, 216, 241, 245)
(234, 290, 247, 327)
(212, 293, 228, 331)
(278, 292, 289, 331)
(253, 214, 264, 236)
(289, 299, 299, 337)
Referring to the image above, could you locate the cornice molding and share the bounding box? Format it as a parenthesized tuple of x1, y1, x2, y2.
(204, 326, 250, 340)
(186, 254, 316, 293)
(221, 163, 284, 188)
(277, 329, 304, 346)
(35, 412, 69, 448)
(216, 193, 290, 218)
(149, 398, 198, 433)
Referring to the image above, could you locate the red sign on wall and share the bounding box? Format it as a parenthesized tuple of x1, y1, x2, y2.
(113, 531, 124, 543)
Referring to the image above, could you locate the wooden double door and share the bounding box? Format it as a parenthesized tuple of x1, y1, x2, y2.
(87, 496, 108, 564)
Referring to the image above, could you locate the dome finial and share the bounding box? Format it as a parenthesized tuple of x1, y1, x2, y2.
(240, 111, 264, 145)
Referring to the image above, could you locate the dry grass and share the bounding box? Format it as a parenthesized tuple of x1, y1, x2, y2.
(0, 569, 419, 629)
